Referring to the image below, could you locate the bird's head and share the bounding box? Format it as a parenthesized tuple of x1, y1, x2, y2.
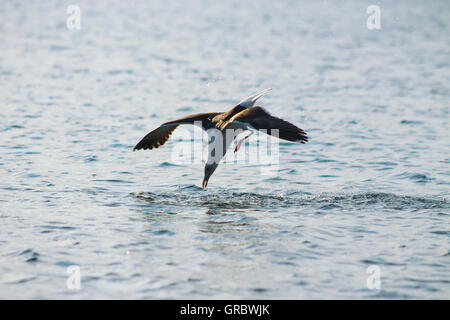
(202, 163, 218, 190)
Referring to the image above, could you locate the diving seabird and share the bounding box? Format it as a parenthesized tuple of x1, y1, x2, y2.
(133, 88, 308, 189)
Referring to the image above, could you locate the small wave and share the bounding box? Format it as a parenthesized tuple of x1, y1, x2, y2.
(106, 69, 133, 75)
(395, 172, 435, 183)
(12, 249, 41, 263)
(158, 162, 181, 167)
(93, 179, 135, 184)
(131, 188, 448, 212)
(400, 120, 424, 125)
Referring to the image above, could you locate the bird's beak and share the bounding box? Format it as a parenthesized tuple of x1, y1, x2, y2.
(251, 87, 272, 103)
(202, 178, 208, 190)
(238, 88, 272, 107)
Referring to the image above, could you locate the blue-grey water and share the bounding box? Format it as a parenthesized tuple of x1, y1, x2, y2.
(0, 0, 449, 299)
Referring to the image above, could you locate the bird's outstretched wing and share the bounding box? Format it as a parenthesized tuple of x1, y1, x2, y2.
(133, 112, 221, 151)
(224, 107, 308, 143)
(133, 124, 180, 151)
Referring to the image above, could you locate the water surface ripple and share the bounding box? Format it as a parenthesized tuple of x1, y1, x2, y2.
(0, 0, 449, 299)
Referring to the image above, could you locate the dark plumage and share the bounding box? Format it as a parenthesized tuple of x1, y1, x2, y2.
(133, 113, 220, 151)
(216, 106, 308, 143)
